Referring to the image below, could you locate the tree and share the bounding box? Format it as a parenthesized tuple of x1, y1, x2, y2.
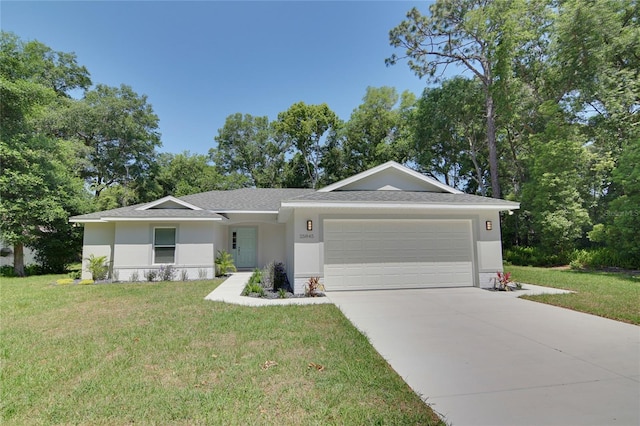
(596, 141, 640, 268)
(210, 113, 287, 188)
(56, 84, 162, 197)
(519, 105, 590, 256)
(387, 0, 551, 198)
(342, 87, 415, 176)
(0, 31, 91, 96)
(1, 34, 92, 275)
(412, 77, 488, 194)
(0, 79, 89, 275)
(274, 102, 340, 189)
(155, 151, 248, 197)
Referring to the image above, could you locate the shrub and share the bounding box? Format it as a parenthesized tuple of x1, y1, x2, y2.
(79, 279, 94, 285)
(180, 269, 189, 281)
(158, 265, 176, 281)
(278, 288, 288, 299)
(305, 276, 325, 297)
(130, 270, 140, 282)
(215, 250, 237, 276)
(56, 278, 74, 285)
(262, 261, 291, 292)
(68, 270, 81, 280)
(197, 268, 208, 280)
(503, 246, 568, 267)
(144, 270, 158, 282)
(242, 282, 265, 297)
(569, 248, 632, 270)
(0, 266, 17, 277)
(85, 254, 109, 280)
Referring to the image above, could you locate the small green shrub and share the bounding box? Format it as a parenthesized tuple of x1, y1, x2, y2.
(79, 279, 94, 285)
(278, 288, 288, 299)
(215, 250, 237, 276)
(0, 266, 17, 277)
(242, 282, 265, 297)
(68, 270, 81, 280)
(85, 254, 109, 280)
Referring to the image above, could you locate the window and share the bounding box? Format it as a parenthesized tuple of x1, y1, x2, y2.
(154, 228, 176, 264)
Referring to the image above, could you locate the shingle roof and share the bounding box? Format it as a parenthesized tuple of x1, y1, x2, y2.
(180, 188, 315, 211)
(70, 187, 518, 222)
(285, 190, 520, 207)
(70, 188, 316, 221)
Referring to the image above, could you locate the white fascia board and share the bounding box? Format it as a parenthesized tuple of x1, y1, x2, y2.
(136, 196, 202, 211)
(99, 217, 223, 222)
(69, 218, 103, 223)
(280, 201, 520, 211)
(214, 210, 279, 214)
(317, 161, 463, 194)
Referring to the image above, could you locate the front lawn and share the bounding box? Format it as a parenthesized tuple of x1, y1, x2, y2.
(508, 266, 640, 325)
(1, 275, 443, 425)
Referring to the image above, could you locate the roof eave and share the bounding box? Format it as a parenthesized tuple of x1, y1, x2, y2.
(280, 201, 520, 211)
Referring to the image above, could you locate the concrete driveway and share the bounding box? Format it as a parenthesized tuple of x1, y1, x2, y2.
(327, 287, 640, 426)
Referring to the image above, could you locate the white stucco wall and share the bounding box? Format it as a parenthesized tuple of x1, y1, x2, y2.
(475, 211, 504, 287)
(290, 207, 508, 292)
(80, 223, 115, 279)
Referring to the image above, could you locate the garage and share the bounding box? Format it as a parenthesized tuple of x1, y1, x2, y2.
(323, 219, 474, 291)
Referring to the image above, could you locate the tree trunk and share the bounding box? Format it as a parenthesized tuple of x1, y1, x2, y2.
(13, 242, 25, 277)
(485, 92, 501, 199)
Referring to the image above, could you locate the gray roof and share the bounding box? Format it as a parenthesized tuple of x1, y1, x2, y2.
(180, 188, 314, 211)
(70, 187, 517, 221)
(285, 190, 520, 207)
(70, 188, 315, 221)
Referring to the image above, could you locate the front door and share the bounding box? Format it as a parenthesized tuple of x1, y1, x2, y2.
(231, 227, 257, 269)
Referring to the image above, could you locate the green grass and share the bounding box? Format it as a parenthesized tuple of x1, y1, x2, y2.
(508, 266, 640, 325)
(1, 275, 443, 425)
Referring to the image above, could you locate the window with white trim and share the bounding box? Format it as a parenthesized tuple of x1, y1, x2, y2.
(154, 227, 176, 264)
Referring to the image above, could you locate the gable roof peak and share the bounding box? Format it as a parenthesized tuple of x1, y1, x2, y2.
(136, 195, 203, 211)
(318, 161, 462, 194)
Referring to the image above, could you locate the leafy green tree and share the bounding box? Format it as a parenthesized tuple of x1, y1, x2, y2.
(597, 141, 640, 268)
(274, 102, 341, 189)
(55, 84, 161, 198)
(388, 0, 552, 198)
(0, 31, 91, 96)
(412, 77, 489, 194)
(342, 87, 415, 175)
(155, 151, 248, 197)
(519, 105, 591, 256)
(0, 79, 89, 275)
(210, 113, 287, 188)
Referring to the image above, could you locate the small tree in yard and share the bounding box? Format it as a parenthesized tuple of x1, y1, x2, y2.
(215, 250, 236, 276)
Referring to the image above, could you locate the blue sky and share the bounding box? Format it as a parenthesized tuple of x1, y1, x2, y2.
(3, 1, 442, 155)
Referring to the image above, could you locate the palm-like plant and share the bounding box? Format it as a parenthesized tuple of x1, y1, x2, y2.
(215, 250, 237, 276)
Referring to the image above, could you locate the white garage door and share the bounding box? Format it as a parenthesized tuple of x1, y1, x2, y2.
(324, 219, 474, 291)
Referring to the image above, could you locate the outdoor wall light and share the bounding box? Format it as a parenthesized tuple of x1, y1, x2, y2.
(306, 220, 313, 231)
(485, 220, 493, 231)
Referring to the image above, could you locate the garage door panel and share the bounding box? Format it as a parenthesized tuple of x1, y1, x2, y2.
(324, 220, 473, 290)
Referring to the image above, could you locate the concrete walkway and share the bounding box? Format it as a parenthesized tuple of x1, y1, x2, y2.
(328, 286, 640, 426)
(204, 272, 332, 306)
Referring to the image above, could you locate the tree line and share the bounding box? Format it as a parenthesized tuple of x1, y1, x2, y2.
(1, 0, 638, 275)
